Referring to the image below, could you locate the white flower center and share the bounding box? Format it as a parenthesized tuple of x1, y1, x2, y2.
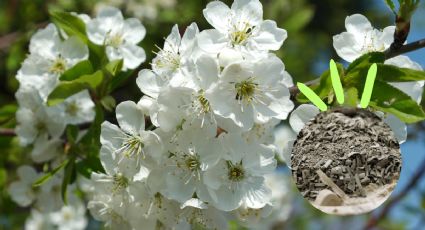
(153, 45, 181, 72)
(184, 154, 201, 172)
(112, 173, 129, 193)
(65, 102, 79, 117)
(227, 161, 245, 182)
(361, 30, 386, 53)
(116, 134, 145, 161)
(35, 121, 48, 133)
(172, 150, 202, 183)
(62, 210, 73, 221)
(230, 22, 253, 46)
(107, 33, 124, 48)
(194, 90, 211, 114)
(235, 79, 257, 103)
(49, 56, 67, 74)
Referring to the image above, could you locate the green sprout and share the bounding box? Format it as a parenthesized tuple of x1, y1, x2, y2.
(297, 60, 378, 111)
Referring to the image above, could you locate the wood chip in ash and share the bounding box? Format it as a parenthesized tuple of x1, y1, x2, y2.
(291, 107, 401, 215)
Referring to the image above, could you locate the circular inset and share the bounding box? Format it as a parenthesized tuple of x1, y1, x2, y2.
(291, 108, 401, 215)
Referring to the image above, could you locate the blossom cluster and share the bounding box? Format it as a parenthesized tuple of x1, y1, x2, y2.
(87, 0, 293, 228)
(8, 1, 424, 229)
(9, 6, 147, 229)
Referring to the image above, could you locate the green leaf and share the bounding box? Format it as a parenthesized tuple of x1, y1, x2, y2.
(50, 11, 87, 42)
(0, 104, 17, 124)
(48, 71, 103, 106)
(375, 64, 425, 82)
(368, 80, 425, 123)
(47, 82, 87, 106)
(0, 168, 7, 187)
(76, 156, 105, 179)
(33, 160, 69, 187)
(343, 87, 359, 107)
(60, 60, 93, 81)
(297, 62, 345, 103)
(384, 0, 397, 13)
(72, 70, 104, 88)
(346, 52, 385, 73)
(109, 71, 134, 92)
(100, 95, 116, 112)
(344, 53, 386, 89)
(61, 159, 76, 204)
(66, 125, 79, 144)
(105, 60, 124, 76)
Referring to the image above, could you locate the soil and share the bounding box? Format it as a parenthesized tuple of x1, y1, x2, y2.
(291, 107, 401, 209)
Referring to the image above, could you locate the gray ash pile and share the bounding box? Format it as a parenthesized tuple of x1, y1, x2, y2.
(291, 108, 401, 201)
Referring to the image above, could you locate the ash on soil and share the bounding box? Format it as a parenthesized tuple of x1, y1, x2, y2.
(291, 108, 401, 201)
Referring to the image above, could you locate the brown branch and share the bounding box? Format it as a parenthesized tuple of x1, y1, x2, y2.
(385, 38, 425, 59)
(364, 156, 425, 229)
(0, 31, 21, 50)
(289, 78, 320, 99)
(0, 128, 16, 136)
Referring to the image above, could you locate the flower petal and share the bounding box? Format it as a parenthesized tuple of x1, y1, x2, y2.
(231, 0, 263, 26)
(289, 104, 320, 133)
(251, 20, 287, 51)
(136, 69, 166, 98)
(116, 101, 145, 135)
(123, 18, 146, 44)
(120, 43, 146, 70)
(29, 24, 60, 59)
(345, 14, 372, 35)
(203, 1, 231, 33)
(180, 23, 199, 54)
(197, 29, 228, 54)
(333, 32, 362, 62)
(60, 36, 89, 66)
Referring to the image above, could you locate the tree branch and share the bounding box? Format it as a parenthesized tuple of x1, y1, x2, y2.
(385, 38, 425, 59)
(0, 128, 16, 136)
(289, 78, 319, 100)
(364, 156, 425, 229)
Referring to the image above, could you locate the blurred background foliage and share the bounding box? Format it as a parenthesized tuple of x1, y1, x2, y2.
(0, 0, 425, 229)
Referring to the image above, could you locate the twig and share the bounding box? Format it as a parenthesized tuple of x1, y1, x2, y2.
(385, 38, 425, 59)
(0, 128, 16, 136)
(364, 156, 425, 229)
(289, 78, 319, 99)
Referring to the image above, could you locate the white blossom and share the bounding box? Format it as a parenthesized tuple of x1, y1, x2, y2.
(151, 23, 199, 77)
(87, 6, 146, 70)
(49, 201, 88, 230)
(203, 134, 276, 211)
(51, 90, 96, 125)
(8, 166, 40, 207)
(16, 24, 88, 99)
(25, 209, 55, 230)
(333, 14, 393, 62)
(15, 87, 66, 146)
(198, 0, 287, 56)
(206, 56, 294, 130)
